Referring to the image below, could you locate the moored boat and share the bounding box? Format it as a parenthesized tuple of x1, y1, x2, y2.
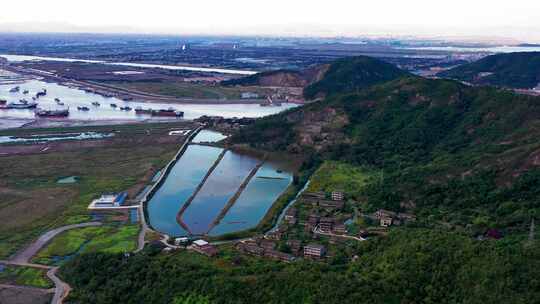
(35, 108, 69, 118)
(135, 107, 153, 115)
(6, 99, 38, 109)
(151, 108, 184, 117)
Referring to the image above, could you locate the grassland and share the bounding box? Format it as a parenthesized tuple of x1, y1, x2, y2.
(33, 225, 139, 265)
(103, 81, 272, 99)
(307, 161, 374, 198)
(0, 265, 53, 288)
(0, 122, 191, 259)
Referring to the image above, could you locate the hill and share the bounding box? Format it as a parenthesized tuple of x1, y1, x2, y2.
(231, 76, 540, 233)
(222, 56, 409, 100)
(221, 65, 328, 88)
(438, 52, 540, 89)
(303, 56, 410, 99)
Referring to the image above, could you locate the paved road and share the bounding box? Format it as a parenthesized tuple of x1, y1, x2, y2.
(47, 267, 70, 304)
(11, 222, 102, 264)
(135, 206, 148, 253)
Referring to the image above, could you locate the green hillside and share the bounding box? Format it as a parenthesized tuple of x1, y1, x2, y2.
(439, 52, 540, 89)
(303, 56, 409, 99)
(232, 76, 540, 232)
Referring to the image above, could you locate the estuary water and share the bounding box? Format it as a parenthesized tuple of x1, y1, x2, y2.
(0, 79, 297, 121)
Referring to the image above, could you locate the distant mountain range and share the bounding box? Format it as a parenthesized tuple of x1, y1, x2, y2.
(438, 51, 540, 89)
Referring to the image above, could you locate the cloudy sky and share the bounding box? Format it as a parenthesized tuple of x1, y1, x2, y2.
(1, 0, 540, 41)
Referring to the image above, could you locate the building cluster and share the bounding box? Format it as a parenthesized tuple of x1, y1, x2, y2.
(236, 236, 328, 261)
(195, 115, 257, 130)
(236, 238, 296, 262)
(290, 191, 349, 235)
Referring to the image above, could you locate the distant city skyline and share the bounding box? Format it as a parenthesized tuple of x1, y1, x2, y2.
(1, 0, 540, 43)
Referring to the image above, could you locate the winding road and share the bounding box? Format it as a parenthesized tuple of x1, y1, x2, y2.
(11, 222, 102, 264)
(2, 222, 102, 304)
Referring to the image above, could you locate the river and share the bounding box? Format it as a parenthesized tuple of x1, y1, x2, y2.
(0, 79, 297, 121)
(0, 54, 258, 75)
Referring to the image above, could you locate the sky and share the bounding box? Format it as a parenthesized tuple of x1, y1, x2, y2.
(1, 0, 540, 42)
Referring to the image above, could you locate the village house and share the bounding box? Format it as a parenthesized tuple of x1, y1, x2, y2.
(260, 239, 277, 251)
(192, 240, 218, 257)
(304, 244, 326, 259)
(374, 209, 416, 227)
(266, 230, 283, 241)
(237, 242, 265, 256)
(264, 250, 296, 262)
(284, 207, 297, 224)
(331, 191, 345, 201)
(303, 191, 326, 199)
(333, 223, 347, 234)
(318, 199, 344, 211)
(307, 213, 320, 227)
(174, 237, 190, 246)
(380, 217, 393, 227)
(319, 217, 334, 232)
(375, 209, 397, 219)
(286, 239, 302, 255)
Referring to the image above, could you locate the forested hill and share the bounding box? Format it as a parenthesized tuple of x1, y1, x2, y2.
(231, 75, 540, 232)
(438, 52, 540, 89)
(221, 56, 409, 100)
(303, 56, 410, 99)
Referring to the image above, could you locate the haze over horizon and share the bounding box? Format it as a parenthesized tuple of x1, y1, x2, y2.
(1, 0, 540, 43)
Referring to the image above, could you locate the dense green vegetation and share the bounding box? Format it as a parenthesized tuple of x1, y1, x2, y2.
(232, 75, 540, 234)
(439, 52, 540, 89)
(0, 265, 53, 288)
(303, 56, 409, 99)
(62, 229, 539, 303)
(33, 225, 139, 265)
